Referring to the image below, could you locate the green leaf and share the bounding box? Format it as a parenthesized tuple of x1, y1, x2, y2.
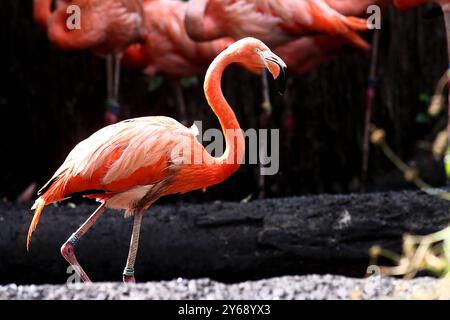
(419, 93, 431, 103)
(415, 113, 430, 123)
(445, 148, 450, 179)
(180, 76, 199, 88)
(147, 76, 164, 92)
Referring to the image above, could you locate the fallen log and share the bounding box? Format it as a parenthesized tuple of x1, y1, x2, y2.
(1, 190, 449, 284)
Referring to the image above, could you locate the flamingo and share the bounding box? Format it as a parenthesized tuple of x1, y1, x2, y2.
(273, 0, 391, 74)
(184, 0, 375, 196)
(393, 0, 450, 179)
(27, 37, 287, 283)
(33, 0, 146, 124)
(184, 0, 370, 49)
(184, 0, 372, 197)
(123, 0, 233, 124)
(183, 0, 370, 121)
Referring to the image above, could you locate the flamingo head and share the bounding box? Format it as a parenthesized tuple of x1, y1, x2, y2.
(394, 0, 426, 10)
(229, 37, 287, 95)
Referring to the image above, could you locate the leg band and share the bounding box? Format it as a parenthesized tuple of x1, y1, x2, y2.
(68, 234, 80, 246)
(123, 267, 135, 276)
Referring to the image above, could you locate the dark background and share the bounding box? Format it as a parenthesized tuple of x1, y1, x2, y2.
(1, 2, 448, 203)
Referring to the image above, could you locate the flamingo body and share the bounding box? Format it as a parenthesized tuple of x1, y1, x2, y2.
(275, 0, 391, 75)
(185, 0, 370, 49)
(27, 38, 287, 285)
(35, 117, 225, 212)
(123, 0, 232, 78)
(33, 0, 147, 124)
(325, 0, 391, 16)
(34, 0, 146, 56)
(394, 0, 436, 10)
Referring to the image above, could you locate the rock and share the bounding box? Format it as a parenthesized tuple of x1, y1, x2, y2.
(0, 275, 441, 300)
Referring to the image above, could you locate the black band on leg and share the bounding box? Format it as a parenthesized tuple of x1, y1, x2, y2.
(123, 267, 135, 277)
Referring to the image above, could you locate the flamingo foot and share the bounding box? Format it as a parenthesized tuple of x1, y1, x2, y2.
(123, 268, 136, 283)
(61, 240, 91, 283)
(123, 275, 136, 283)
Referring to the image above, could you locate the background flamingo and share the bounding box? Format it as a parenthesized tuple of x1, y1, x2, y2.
(326, 0, 391, 15)
(123, 0, 233, 125)
(184, 0, 372, 197)
(27, 37, 286, 283)
(33, 0, 146, 124)
(183, 0, 370, 114)
(184, 0, 370, 49)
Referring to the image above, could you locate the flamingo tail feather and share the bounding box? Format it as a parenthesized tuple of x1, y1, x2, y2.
(27, 197, 46, 251)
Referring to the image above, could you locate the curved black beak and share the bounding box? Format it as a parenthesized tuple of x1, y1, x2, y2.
(265, 56, 287, 95)
(275, 62, 287, 95)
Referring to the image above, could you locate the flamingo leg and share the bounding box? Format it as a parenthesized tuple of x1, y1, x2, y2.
(282, 78, 295, 192)
(123, 211, 144, 283)
(104, 54, 121, 124)
(173, 80, 188, 126)
(113, 53, 123, 102)
(362, 29, 380, 191)
(106, 55, 113, 101)
(259, 71, 272, 199)
(61, 203, 106, 283)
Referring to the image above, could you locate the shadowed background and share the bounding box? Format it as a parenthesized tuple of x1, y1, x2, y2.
(0, 2, 447, 201)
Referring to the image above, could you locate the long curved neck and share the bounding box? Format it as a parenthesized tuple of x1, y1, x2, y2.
(33, 0, 52, 30)
(185, 0, 226, 41)
(204, 50, 244, 174)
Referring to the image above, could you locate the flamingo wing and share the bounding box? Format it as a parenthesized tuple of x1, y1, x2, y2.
(29, 116, 200, 249)
(38, 116, 199, 204)
(266, 0, 369, 49)
(193, 0, 368, 49)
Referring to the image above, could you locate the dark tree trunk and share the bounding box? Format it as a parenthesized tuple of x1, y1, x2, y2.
(1, 190, 449, 284)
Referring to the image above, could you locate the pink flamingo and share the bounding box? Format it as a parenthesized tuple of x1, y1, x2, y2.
(184, 0, 370, 49)
(184, 0, 371, 197)
(27, 37, 287, 283)
(123, 0, 233, 124)
(33, 0, 146, 124)
(325, 0, 391, 16)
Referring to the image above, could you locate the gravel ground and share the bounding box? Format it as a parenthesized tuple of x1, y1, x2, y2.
(0, 275, 442, 300)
